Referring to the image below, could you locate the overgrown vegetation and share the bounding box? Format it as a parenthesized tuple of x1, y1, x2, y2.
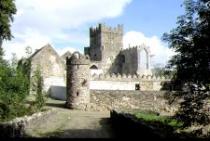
(162, 0, 210, 126)
(0, 0, 17, 48)
(0, 0, 46, 122)
(0, 57, 30, 121)
(0, 56, 46, 122)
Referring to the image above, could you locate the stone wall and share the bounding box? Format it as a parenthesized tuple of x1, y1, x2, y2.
(44, 76, 66, 93)
(90, 81, 138, 90)
(91, 74, 171, 91)
(120, 47, 138, 75)
(88, 90, 180, 116)
(30, 44, 65, 94)
(110, 110, 180, 138)
(48, 90, 180, 116)
(0, 109, 56, 137)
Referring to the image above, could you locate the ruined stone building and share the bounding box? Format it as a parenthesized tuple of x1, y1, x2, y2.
(29, 44, 68, 94)
(29, 23, 169, 100)
(84, 23, 152, 75)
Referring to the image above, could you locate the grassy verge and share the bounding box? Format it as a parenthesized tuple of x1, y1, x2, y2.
(134, 111, 183, 129)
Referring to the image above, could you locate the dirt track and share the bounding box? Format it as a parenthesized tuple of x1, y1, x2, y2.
(25, 99, 114, 138)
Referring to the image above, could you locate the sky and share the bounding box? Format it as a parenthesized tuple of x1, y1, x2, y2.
(3, 0, 185, 67)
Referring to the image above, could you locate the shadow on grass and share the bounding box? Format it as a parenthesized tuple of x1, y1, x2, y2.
(45, 102, 66, 109)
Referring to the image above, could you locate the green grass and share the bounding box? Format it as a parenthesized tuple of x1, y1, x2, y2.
(134, 111, 183, 129)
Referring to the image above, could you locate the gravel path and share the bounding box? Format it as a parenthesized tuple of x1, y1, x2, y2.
(25, 99, 114, 138)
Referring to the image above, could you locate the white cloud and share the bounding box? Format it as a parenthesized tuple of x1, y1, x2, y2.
(123, 31, 176, 67)
(3, 0, 132, 60)
(2, 28, 81, 60)
(3, 28, 51, 60)
(14, 0, 131, 30)
(12, 0, 131, 39)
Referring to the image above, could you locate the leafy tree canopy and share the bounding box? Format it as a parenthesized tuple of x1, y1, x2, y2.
(162, 0, 210, 126)
(163, 0, 210, 89)
(0, 0, 17, 48)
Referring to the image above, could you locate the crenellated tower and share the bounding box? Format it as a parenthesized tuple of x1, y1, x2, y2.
(66, 52, 90, 110)
(84, 23, 123, 72)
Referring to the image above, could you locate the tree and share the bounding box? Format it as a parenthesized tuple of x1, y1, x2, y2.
(152, 64, 175, 77)
(163, 0, 210, 89)
(35, 67, 45, 109)
(162, 0, 210, 126)
(0, 0, 17, 49)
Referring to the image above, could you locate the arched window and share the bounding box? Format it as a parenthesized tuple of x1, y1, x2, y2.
(140, 49, 148, 70)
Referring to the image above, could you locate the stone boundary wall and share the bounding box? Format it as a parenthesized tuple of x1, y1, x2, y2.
(110, 110, 180, 138)
(90, 81, 138, 90)
(0, 109, 56, 137)
(90, 74, 171, 91)
(88, 90, 180, 115)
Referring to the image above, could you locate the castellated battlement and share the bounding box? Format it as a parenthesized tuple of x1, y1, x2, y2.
(122, 44, 151, 53)
(90, 73, 172, 81)
(66, 52, 90, 65)
(90, 23, 123, 36)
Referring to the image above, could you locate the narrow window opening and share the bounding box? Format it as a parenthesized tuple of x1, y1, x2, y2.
(82, 79, 87, 86)
(76, 92, 79, 96)
(135, 84, 140, 90)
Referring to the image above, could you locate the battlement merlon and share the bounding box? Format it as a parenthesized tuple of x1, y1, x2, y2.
(90, 23, 124, 35)
(66, 52, 90, 65)
(121, 44, 151, 54)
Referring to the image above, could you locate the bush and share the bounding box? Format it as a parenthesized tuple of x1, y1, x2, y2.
(0, 61, 30, 121)
(0, 55, 48, 122)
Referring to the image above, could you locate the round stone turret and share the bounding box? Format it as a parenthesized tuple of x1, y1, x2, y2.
(66, 52, 90, 110)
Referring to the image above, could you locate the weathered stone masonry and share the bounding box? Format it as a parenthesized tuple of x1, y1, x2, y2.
(66, 52, 90, 110)
(85, 23, 152, 75)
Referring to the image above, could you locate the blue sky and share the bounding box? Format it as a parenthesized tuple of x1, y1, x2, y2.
(3, 0, 185, 66)
(96, 0, 184, 37)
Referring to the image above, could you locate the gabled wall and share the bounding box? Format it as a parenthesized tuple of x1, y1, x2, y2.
(30, 44, 66, 94)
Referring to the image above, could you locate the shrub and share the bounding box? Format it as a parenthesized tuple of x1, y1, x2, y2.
(0, 61, 30, 121)
(33, 67, 46, 110)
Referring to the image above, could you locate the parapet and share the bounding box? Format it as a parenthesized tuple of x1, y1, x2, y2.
(90, 23, 123, 35)
(121, 44, 151, 54)
(91, 73, 172, 81)
(66, 52, 90, 65)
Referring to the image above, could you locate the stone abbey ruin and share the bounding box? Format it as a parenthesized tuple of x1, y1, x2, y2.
(29, 23, 175, 113)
